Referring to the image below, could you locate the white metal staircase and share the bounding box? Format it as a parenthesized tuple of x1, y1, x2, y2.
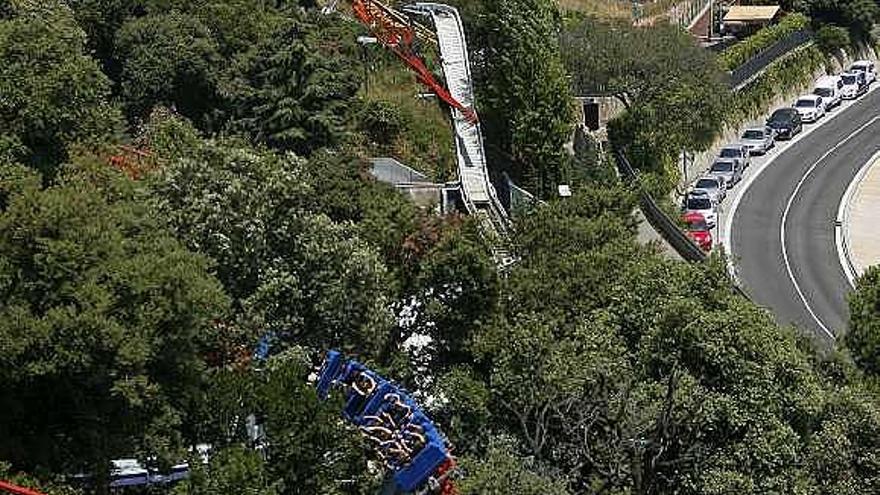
(408, 3, 512, 265)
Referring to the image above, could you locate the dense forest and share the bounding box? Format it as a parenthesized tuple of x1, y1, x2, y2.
(3, 0, 880, 494)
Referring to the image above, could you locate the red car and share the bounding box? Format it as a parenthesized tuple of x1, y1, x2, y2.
(682, 211, 713, 251)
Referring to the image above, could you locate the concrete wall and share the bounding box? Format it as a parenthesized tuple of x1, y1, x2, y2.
(573, 95, 627, 132)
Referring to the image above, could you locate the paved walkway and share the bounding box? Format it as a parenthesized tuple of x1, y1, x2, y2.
(845, 153, 880, 275)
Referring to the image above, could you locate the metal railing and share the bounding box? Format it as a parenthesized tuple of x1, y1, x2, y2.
(728, 29, 813, 89)
(669, 0, 712, 30)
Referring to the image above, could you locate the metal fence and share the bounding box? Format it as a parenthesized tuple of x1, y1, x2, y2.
(669, 0, 711, 30)
(728, 29, 813, 89)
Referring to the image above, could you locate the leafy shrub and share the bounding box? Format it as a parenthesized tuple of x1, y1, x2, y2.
(847, 266, 880, 375)
(719, 13, 810, 70)
(358, 99, 408, 146)
(815, 24, 851, 54)
(727, 44, 825, 125)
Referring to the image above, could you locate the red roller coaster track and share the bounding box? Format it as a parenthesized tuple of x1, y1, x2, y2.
(0, 481, 46, 495)
(351, 0, 476, 123)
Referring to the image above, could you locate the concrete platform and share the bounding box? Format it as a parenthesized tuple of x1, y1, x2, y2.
(845, 153, 880, 275)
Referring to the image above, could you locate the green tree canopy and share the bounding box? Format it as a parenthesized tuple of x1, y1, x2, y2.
(115, 12, 222, 124)
(217, 14, 362, 155)
(0, 158, 228, 480)
(145, 112, 392, 357)
(846, 266, 880, 375)
(0, 1, 123, 175)
(456, 0, 574, 198)
(562, 17, 727, 184)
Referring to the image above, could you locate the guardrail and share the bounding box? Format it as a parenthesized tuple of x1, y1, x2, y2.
(614, 149, 708, 262)
(728, 29, 813, 89)
(614, 146, 752, 299)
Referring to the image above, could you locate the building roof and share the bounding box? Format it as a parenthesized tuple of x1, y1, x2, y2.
(723, 5, 781, 23)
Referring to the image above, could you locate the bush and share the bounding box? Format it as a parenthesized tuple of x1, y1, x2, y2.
(358, 99, 408, 146)
(727, 44, 825, 124)
(815, 24, 850, 54)
(719, 13, 810, 70)
(847, 266, 880, 375)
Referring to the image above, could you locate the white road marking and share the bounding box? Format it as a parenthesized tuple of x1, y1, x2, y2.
(722, 83, 880, 282)
(780, 116, 880, 339)
(723, 89, 878, 251)
(835, 149, 880, 288)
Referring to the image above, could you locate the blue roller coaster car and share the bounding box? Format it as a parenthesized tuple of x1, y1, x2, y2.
(314, 350, 456, 493)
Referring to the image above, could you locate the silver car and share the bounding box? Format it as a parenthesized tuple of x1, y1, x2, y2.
(709, 158, 743, 188)
(718, 144, 751, 170)
(692, 175, 726, 204)
(740, 127, 775, 155)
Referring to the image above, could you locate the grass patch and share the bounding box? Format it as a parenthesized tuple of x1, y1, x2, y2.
(355, 54, 456, 183)
(558, 0, 688, 21)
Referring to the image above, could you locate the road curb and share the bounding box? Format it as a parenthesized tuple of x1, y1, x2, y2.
(836, 150, 880, 287)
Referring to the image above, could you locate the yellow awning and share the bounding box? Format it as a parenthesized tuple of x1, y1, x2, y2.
(723, 5, 781, 23)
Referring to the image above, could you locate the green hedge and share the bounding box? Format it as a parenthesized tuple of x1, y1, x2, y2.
(726, 43, 825, 125)
(719, 13, 810, 71)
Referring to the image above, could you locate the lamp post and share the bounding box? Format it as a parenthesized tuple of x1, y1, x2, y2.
(357, 35, 378, 92)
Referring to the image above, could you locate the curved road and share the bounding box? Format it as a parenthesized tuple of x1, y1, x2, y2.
(730, 87, 880, 346)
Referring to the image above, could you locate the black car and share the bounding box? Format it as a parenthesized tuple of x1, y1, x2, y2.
(766, 108, 803, 140)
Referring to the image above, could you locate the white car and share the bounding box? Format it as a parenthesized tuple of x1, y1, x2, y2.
(718, 144, 751, 170)
(851, 60, 876, 85)
(840, 71, 866, 99)
(793, 94, 825, 123)
(692, 175, 726, 204)
(813, 75, 842, 109)
(684, 191, 718, 228)
(740, 127, 775, 155)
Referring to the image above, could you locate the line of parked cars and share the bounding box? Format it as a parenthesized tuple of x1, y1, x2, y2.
(680, 60, 877, 252)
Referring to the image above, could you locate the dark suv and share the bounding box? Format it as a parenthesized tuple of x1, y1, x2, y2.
(766, 108, 803, 140)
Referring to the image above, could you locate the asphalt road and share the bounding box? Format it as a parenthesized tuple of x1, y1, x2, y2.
(729, 87, 880, 346)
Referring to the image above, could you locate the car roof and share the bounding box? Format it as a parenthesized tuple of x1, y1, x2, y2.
(713, 157, 736, 164)
(771, 107, 797, 115)
(683, 211, 706, 222)
(797, 94, 820, 101)
(696, 175, 720, 182)
(720, 143, 744, 149)
(852, 60, 872, 67)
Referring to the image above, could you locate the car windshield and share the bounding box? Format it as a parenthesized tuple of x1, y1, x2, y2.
(720, 148, 741, 158)
(851, 66, 866, 72)
(687, 198, 711, 210)
(843, 74, 857, 84)
(743, 130, 764, 139)
(795, 99, 815, 108)
(814, 87, 832, 97)
(687, 218, 709, 231)
(769, 111, 792, 122)
(711, 161, 733, 172)
(695, 179, 718, 189)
